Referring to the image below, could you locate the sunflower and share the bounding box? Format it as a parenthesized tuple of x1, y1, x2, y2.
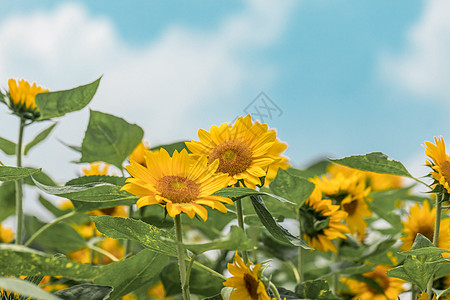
(186, 115, 282, 187)
(424, 136, 450, 193)
(122, 148, 232, 220)
(82, 162, 111, 176)
(129, 140, 150, 167)
(223, 252, 270, 300)
(312, 170, 371, 239)
(342, 265, 404, 300)
(400, 200, 450, 256)
(0, 223, 14, 243)
(147, 281, 172, 300)
(300, 187, 349, 252)
(5, 78, 49, 119)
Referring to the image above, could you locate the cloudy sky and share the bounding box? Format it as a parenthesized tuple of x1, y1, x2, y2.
(1, 0, 450, 186)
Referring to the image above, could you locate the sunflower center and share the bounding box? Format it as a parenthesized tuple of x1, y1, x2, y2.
(243, 273, 259, 300)
(418, 225, 435, 242)
(367, 269, 390, 294)
(342, 199, 358, 216)
(440, 160, 450, 183)
(208, 140, 253, 176)
(156, 176, 200, 203)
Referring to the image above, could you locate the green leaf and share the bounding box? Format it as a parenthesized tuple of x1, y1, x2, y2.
(214, 187, 293, 204)
(150, 141, 190, 155)
(176, 226, 253, 254)
(250, 195, 312, 249)
(91, 216, 177, 257)
(94, 249, 169, 300)
(438, 287, 450, 299)
(0, 181, 15, 222)
(288, 160, 330, 179)
(66, 175, 126, 187)
(24, 123, 57, 155)
(367, 201, 402, 230)
(0, 136, 16, 155)
(398, 247, 450, 256)
(35, 77, 101, 120)
(0, 166, 41, 182)
(80, 110, 144, 169)
(24, 170, 56, 186)
(331, 152, 412, 177)
(359, 237, 397, 262)
(325, 261, 375, 277)
(0, 277, 62, 300)
(38, 195, 66, 217)
(54, 284, 113, 300)
(161, 262, 223, 297)
(0, 244, 101, 280)
(295, 279, 340, 300)
(269, 169, 315, 208)
(181, 209, 234, 239)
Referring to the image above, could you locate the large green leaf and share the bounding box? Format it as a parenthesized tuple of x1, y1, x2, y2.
(54, 284, 113, 300)
(0, 244, 101, 280)
(0, 277, 62, 300)
(367, 201, 402, 230)
(35, 77, 101, 120)
(0, 181, 15, 222)
(214, 187, 293, 204)
(295, 279, 340, 300)
(269, 169, 315, 208)
(150, 141, 190, 155)
(24, 123, 57, 155)
(91, 216, 177, 257)
(176, 226, 253, 254)
(331, 152, 412, 177)
(250, 195, 312, 249)
(94, 249, 169, 300)
(79, 110, 144, 169)
(0, 166, 41, 182)
(0, 136, 16, 155)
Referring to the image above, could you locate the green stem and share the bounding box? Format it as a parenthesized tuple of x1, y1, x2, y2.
(426, 192, 445, 299)
(87, 244, 119, 262)
(331, 240, 341, 295)
(412, 177, 433, 190)
(297, 209, 304, 283)
(235, 198, 249, 264)
(15, 117, 26, 245)
(184, 253, 198, 293)
(174, 215, 190, 300)
(123, 205, 133, 256)
(287, 261, 300, 284)
(25, 210, 77, 247)
(192, 260, 226, 280)
(269, 282, 281, 300)
(411, 284, 417, 300)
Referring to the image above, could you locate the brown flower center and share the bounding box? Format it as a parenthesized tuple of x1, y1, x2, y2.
(418, 225, 435, 242)
(440, 160, 450, 184)
(342, 199, 358, 216)
(208, 140, 252, 176)
(243, 273, 259, 300)
(156, 176, 200, 203)
(367, 269, 390, 294)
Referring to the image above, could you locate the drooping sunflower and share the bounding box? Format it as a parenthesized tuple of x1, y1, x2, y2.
(424, 136, 450, 193)
(312, 170, 371, 239)
(342, 265, 404, 300)
(223, 252, 270, 300)
(186, 115, 283, 187)
(4, 78, 49, 119)
(122, 148, 232, 220)
(300, 187, 350, 252)
(400, 200, 450, 256)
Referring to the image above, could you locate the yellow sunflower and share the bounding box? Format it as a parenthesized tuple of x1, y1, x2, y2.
(300, 187, 349, 252)
(424, 136, 450, 193)
(342, 265, 404, 300)
(223, 252, 270, 300)
(0, 223, 14, 243)
(312, 171, 371, 239)
(129, 140, 150, 167)
(186, 115, 282, 187)
(147, 281, 172, 300)
(400, 200, 450, 256)
(82, 162, 111, 176)
(6, 78, 49, 119)
(122, 148, 232, 221)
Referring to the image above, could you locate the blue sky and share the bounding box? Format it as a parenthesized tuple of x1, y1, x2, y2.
(1, 0, 449, 184)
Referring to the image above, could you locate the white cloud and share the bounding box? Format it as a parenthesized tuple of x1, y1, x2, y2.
(380, 0, 450, 101)
(0, 0, 296, 181)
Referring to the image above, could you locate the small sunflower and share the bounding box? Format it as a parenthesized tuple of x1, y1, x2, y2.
(186, 115, 282, 187)
(147, 281, 172, 300)
(82, 162, 111, 176)
(424, 136, 450, 193)
(342, 265, 404, 300)
(5, 78, 49, 119)
(300, 188, 349, 252)
(122, 148, 232, 221)
(0, 223, 14, 243)
(312, 171, 371, 239)
(400, 200, 450, 256)
(223, 252, 270, 300)
(129, 140, 150, 167)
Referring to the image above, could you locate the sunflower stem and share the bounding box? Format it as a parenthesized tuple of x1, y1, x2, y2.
(331, 240, 341, 295)
(25, 210, 77, 247)
(193, 260, 226, 280)
(174, 215, 190, 300)
(184, 253, 198, 293)
(15, 117, 26, 245)
(269, 282, 281, 300)
(297, 209, 304, 283)
(235, 198, 249, 264)
(426, 191, 445, 299)
(87, 244, 119, 262)
(411, 284, 417, 300)
(123, 205, 133, 256)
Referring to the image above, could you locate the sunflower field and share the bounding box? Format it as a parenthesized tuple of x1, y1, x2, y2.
(0, 77, 449, 300)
